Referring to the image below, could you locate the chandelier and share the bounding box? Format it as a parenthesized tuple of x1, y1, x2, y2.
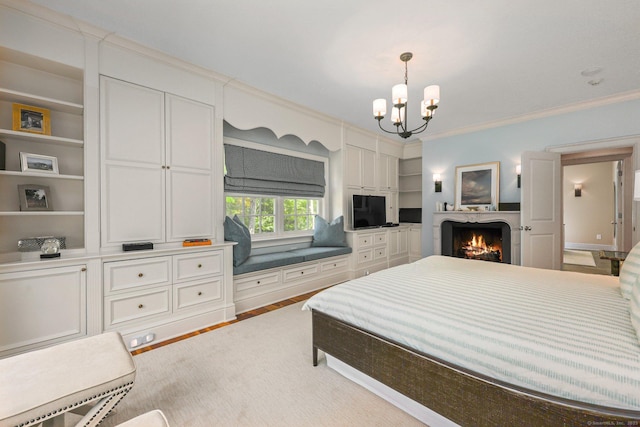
(372, 52, 440, 139)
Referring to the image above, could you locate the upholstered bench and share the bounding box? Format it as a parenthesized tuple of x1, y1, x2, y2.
(233, 246, 352, 275)
(0, 332, 136, 427)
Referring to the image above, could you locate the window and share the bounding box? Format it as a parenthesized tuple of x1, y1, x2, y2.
(224, 140, 327, 239)
(225, 195, 275, 235)
(284, 198, 319, 232)
(226, 195, 321, 237)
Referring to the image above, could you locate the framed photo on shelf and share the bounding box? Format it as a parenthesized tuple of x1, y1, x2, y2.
(18, 184, 53, 211)
(20, 152, 59, 174)
(455, 161, 500, 210)
(12, 103, 51, 135)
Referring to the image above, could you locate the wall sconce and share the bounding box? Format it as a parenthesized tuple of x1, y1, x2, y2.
(516, 165, 521, 188)
(574, 184, 582, 197)
(433, 173, 442, 193)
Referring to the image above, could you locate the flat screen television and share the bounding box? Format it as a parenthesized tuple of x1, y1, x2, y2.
(353, 194, 386, 229)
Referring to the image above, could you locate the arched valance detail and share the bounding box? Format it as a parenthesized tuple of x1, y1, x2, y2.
(223, 82, 343, 152)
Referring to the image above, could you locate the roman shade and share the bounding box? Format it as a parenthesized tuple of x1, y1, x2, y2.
(224, 144, 325, 197)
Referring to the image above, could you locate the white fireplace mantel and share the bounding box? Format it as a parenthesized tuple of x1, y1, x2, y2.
(433, 211, 521, 265)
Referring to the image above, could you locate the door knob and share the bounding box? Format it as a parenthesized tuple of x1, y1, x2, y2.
(524, 226, 532, 231)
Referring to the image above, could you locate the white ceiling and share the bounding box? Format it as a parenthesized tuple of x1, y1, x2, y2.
(30, 0, 640, 141)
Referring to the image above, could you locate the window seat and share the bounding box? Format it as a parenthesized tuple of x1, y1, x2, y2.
(233, 246, 352, 275)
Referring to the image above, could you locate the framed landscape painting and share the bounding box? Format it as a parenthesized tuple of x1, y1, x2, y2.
(455, 161, 500, 210)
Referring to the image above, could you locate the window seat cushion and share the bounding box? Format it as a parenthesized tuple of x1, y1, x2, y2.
(287, 246, 352, 262)
(233, 246, 352, 275)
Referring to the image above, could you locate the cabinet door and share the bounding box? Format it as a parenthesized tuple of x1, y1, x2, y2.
(361, 148, 377, 190)
(101, 77, 164, 165)
(103, 163, 165, 244)
(345, 145, 363, 188)
(409, 227, 422, 258)
(101, 77, 165, 245)
(388, 156, 399, 191)
(346, 146, 376, 190)
(165, 95, 214, 240)
(398, 228, 408, 254)
(0, 266, 86, 356)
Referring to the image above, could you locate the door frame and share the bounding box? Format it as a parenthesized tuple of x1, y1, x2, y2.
(548, 136, 638, 251)
(561, 148, 633, 251)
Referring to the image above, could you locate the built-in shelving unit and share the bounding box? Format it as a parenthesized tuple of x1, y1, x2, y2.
(0, 47, 85, 259)
(399, 157, 422, 208)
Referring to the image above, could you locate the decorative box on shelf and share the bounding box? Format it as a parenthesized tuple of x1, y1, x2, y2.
(17, 236, 66, 252)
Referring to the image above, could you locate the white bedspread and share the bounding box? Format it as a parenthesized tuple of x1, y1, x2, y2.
(303, 256, 640, 411)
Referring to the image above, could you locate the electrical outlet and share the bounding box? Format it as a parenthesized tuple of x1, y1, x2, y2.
(596, 234, 602, 240)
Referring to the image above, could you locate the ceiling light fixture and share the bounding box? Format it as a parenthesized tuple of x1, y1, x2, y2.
(373, 52, 440, 139)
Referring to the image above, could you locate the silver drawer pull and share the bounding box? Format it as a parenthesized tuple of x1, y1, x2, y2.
(138, 304, 144, 309)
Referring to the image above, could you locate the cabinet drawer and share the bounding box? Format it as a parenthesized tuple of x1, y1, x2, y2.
(374, 246, 388, 260)
(374, 232, 387, 245)
(235, 271, 281, 293)
(105, 288, 171, 327)
(321, 257, 348, 273)
(357, 249, 374, 264)
(173, 252, 223, 283)
(357, 233, 374, 248)
(283, 264, 319, 283)
(104, 257, 171, 293)
(174, 277, 222, 311)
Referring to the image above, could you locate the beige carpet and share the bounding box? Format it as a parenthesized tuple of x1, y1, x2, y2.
(563, 249, 596, 267)
(80, 302, 424, 427)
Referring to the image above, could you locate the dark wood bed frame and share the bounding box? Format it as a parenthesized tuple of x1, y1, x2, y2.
(312, 309, 640, 426)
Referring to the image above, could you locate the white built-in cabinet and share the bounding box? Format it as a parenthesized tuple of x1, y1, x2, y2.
(408, 225, 422, 262)
(0, 264, 87, 358)
(345, 145, 376, 190)
(389, 227, 409, 267)
(378, 153, 399, 191)
(346, 227, 410, 277)
(100, 76, 215, 247)
(0, 48, 85, 259)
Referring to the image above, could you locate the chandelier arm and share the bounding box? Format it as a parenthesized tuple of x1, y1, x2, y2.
(377, 119, 405, 136)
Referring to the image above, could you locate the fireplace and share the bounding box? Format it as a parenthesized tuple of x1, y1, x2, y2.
(433, 211, 521, 265)
(441, 221, 511, 263)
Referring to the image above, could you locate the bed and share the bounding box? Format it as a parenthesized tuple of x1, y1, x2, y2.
(303, 255, 640, 426)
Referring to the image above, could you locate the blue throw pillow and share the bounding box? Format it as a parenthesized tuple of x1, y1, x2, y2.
(311, 215, 347, 247)
(224, 215, 251, 266)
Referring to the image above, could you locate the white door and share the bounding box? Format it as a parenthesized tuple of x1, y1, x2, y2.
(521, 151, 562, 269)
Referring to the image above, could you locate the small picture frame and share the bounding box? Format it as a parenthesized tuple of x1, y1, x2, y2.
(18, 184, 53, 211)
(455, 161, 500, 210)
(12, 103, 51, 135)
(20, 152, 59, 174)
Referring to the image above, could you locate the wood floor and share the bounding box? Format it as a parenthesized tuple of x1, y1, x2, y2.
(130, 288, 324, 356)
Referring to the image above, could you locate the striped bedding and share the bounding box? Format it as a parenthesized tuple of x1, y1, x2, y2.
(303, 255, 640, 411)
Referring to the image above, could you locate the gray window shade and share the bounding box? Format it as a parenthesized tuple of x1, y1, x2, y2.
(224, 144, 325, 197)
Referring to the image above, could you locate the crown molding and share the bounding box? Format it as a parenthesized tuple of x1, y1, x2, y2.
(420, 90, 640, 142)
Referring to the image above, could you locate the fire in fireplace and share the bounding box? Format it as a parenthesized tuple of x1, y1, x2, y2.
(441, 220, 511, 264)
(454, 230, 502, 262)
